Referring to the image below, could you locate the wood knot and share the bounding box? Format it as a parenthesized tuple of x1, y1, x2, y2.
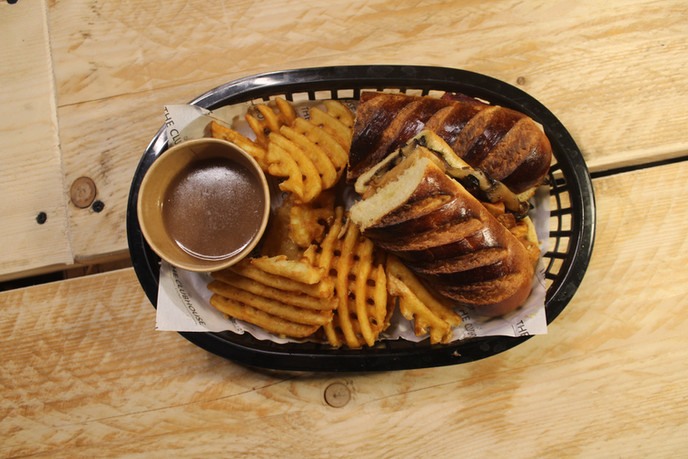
(324, 382, 350, 408)
(70, 177, 96, 209)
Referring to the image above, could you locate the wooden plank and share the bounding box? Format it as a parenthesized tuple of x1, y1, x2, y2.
(2, 160, 688, 456)
(48, 0, 688, 163)
(58, 83, 192, 261)
(0, 1, 73, 280)
(50, 0, 688, 260)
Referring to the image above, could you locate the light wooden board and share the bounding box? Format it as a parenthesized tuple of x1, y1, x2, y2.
(2, 161, 687, 457)
(0, 2, 73, 280)
(48, 0, 688, 164)
(3, 0, 688, 277)
(49, 0, 688, 263)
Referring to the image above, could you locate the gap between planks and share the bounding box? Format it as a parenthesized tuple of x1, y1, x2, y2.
(4, 152, 688, 291)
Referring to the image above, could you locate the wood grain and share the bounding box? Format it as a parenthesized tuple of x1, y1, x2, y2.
(0, 2, 73, 280)
(48, 0, 688, 163)
(2, 161, 687, 457)
(3, 0, 687, 275)
(50, 0, 688, 262)
(3, 2, 688, 456)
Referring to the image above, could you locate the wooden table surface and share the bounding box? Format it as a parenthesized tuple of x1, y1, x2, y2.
(1, 1, 687, 457)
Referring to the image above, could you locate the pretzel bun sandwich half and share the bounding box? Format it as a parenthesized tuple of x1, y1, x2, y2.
(349, 127, 542, 317)
(347, 91, 552, 199)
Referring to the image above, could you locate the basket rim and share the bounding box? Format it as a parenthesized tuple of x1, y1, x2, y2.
(126, 65, 596, 372)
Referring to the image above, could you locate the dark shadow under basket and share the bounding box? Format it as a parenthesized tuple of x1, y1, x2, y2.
(126, 65, 596, 372)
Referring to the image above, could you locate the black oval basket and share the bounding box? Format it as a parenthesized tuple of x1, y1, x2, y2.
(126, 65, 596, 371)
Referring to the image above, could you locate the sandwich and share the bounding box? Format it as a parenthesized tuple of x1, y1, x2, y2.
(347, 91, 550, 316)
(350, 136, 539, 317)
(347, 91, 551, 199)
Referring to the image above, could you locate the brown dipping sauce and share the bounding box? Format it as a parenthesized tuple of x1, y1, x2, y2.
(162, 157, 265, 260)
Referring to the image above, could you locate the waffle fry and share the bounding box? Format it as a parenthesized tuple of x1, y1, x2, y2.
(208, 255, 337, 339)
(209, 295, 321, 339)
(275, 97, 297, 125)
(269, 132, 322, 203)
(208, 281, 333, 326)
(266, 140, 305, 199)
(210, 99, 353, 206)
(262, 102, 354, 201)
(210, 121, 268, 170)
(228, 258, 334, 299)
(316, 207, 390, 348)
(292, 118, 349, 172)
(256, 104, 283, 133)
(250, 254, 324, 285)
(244, 97, 296, 147)
(280, 124, 339, 188)
(308, 106, 353, 150)
(289, 191, 336, 248)
(211, 270, 337, 310)
(245, 113, 268, 147)
(323, 100, 354, 130)
(386, 256, 462, 344)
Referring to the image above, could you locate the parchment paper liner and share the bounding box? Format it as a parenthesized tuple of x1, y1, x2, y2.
(154, 98, 549, 344)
